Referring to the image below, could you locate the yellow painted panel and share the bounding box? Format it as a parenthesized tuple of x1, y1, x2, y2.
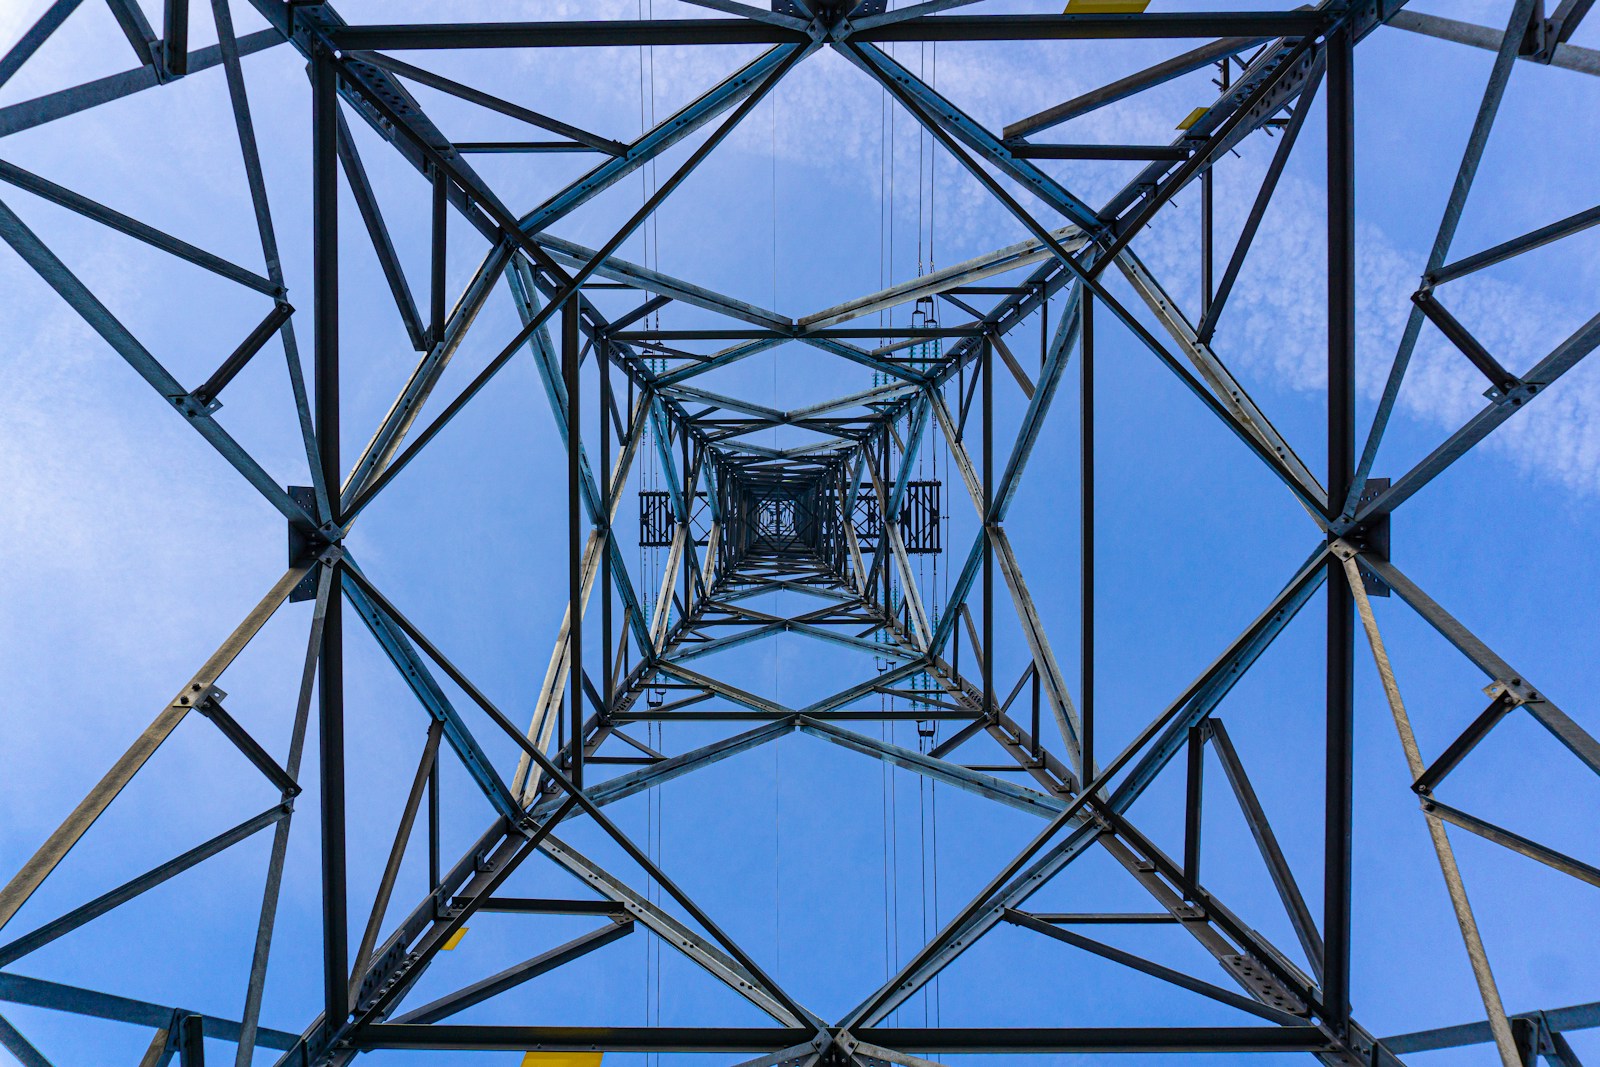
(441, 926, 469, 950)
(1176, 106, 1209, 131)
(522, 1054, 604, 1067)
(1064, 0, 1151, 13)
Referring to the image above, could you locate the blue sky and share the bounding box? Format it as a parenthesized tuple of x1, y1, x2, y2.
(0, 1, 1598, 1064)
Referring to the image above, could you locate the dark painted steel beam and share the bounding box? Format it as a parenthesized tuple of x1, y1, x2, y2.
(0, 158, 278, 295)
(330, 20, 809, 49)
(0, 0, 86, 90)
(856, 13, 1327, 41)
(352, 1024, 1329, 1053)
(1384, 1000, 1600, 1054)
(0, 972, 298, 1050)
(1005, 34, 1268, 140)
(0, 805, 287, 968)
(0, 28, 282, 137)
(1322, 19, 1355, 1034)
(390, 922, 634, 1024)
(311, 41, 348, 1038)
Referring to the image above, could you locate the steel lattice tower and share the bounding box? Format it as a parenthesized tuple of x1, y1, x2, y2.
(1, 2, 1597, 1066)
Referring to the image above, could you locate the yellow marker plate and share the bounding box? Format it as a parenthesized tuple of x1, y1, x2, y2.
(441, 926, 469, 950)
(522, 1054, 603, 1067)
(1176, 106, 1209, 131)
(1064, 0, 1151, 12)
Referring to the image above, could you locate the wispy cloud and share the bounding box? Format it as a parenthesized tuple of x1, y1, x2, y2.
(1138, 157, 1600, 497)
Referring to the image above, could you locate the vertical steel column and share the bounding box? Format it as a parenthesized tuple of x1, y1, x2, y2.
(982, 337, 994, 719)
(1184, 724, 1205, 891)
(601, 337, 614, 711)
(1201, 59, 1227, 316)
(1201, 170, 1214, 314)
(564, 296, 584, 790)
(1080, 294, 1094, 774)
(1323, 20, 1356, 1034)
(163, 0, 188, 76)
(682, 428, 692, 611)
(179, 1014, 204, 1065)
(427, 758, 440, 891)
(429, 165, 446, 346)
(311, 44, 347, 1033)
(1033, 285, 1048, 758)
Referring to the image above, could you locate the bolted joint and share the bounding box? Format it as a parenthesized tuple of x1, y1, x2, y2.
(1488, 379, 1540, 409)
(176, 682, 225, 709)
(1484, 677, 1538, 705)
(287, 486, 343, 601)
(1334, 478, 1393, 597)
(170, 392, 221, 418)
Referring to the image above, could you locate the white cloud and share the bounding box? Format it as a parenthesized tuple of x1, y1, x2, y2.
(1137, 157, 1600, 497)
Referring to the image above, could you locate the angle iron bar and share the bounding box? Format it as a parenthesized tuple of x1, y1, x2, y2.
(800, 226, 1085, 331)
(0, 28, 282, 138)
(838, 42, 1100, 231)
(1004, 34, 1269, 140)
(0, 804, 288, 968)
(330, 20, 809, 50)
(1353, 307, 1600, 525)
(1356, 554, 1600, 777)
(1387, 9, 1600, 75)
(341, 567, 521, 820)
(236, 564, 331, 1065)
(333, 109, 426, 351)
(350, 1023, 1326, 1053)
(1430, 202, 1600, 286)
(0, 0, 85, 89)
(0, 972, 298, 1050)
(1115, 250, 1324, 509)
(349, 50, 625, 154)
(348, 722, 444, 1005)
(1206, 718, 1325, 977)
(1001, 908, 1303, 1025)
(0, 562, 311, 932)
(0, 157, 276, 294)
(1383, 1000, 1600, 1054)
(1197, 58, 1324, 344)
(795, 717, 1065, 818)
(0, 1012, 51, 1067)
(1424, 800, 1600, 888)
(856, 12, 1327, 42)
(1349, 0, 1541, 514)
(1342, 553, 1523, 1064)
(991, 527, 1085, 776)
(1412, 692, 1519, 796)
(192, 301, 296, 405)
(341, 240, 512, 505)
(534, 836, 816, 1028)
(193, 695, 299, 795)
(389, 921, 634, 1025)
(0, 196, 317, 527)
(518, 44, 812, 235)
